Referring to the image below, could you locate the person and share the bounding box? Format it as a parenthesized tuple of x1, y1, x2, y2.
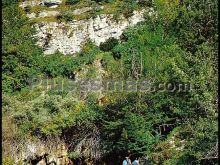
(132, 158, 139, 165)
(123, 156, 132, 165)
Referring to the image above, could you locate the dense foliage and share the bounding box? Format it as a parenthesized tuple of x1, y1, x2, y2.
(2, 3, 42, 92)
(65, 0, 80, 5)
(2, 0, 218, 164)
(99, 37, 119, 52)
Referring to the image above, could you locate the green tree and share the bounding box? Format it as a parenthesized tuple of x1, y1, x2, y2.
(2, 2, 43, 92)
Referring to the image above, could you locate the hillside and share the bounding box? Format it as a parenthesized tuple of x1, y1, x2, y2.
(2, 0, 218, 165)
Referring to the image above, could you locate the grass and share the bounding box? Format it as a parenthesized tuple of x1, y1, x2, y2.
(31, 16, 58, 23)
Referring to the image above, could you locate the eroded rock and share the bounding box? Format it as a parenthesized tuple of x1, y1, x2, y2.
(34, 9, 148, 55)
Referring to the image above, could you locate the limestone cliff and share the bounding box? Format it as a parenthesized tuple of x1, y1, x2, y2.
(20, 0, 154, 55)
(34, 10, 147, 55)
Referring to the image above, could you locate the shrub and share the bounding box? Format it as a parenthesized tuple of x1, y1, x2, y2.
(2, 3, 43, 93)
(68, 151, 80, 159)
(99, 37, 119, 52)
(138, 0, 153, 7)
(41, 52, 77, 78)
(65, 0, 80, 5)
(24, 5, 31, 13)
(112, 49, 121, 60)
(2, 156, 18, 165)
(121, 0, 137, 18)
(56, 12, 73, 22)
(122, 7, 134, 18)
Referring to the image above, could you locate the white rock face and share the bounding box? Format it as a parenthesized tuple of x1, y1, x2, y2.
(34, 9, 147, 55)
(10, 138, 70, 164)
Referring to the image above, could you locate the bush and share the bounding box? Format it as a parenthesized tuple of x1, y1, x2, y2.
(122, 7, 134, 18)
(40, 52, 77, 78)
(112, 50, 121, 60)
(99, 37, 119, 52)
(56, 12, 73, 22)
(121, 0, 137, 18)
(65, 0, 80, 5)
(169, 0, 218, 53)
(24, 5, 31, 13)
(138, 0, 153, 7)
(2, 3, 43, 93)
(2, 156, 20, 165)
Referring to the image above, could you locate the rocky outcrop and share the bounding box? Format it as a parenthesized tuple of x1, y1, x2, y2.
(34, 9, 150, 55)
(20, 0, 156, 55)
(5, 138, 72, 165)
